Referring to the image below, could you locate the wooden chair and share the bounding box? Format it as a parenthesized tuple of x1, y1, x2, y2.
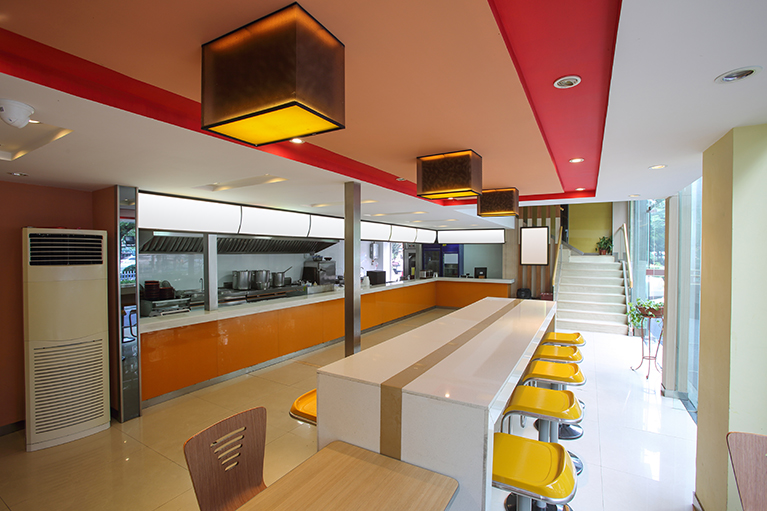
(183, 407, 267, 511)
(726, 431, 767, 511)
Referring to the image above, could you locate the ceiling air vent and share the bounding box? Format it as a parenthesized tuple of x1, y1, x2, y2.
(28, 233, 104, 266)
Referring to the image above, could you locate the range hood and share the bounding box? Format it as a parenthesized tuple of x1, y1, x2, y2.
(139, 231, 337, 255)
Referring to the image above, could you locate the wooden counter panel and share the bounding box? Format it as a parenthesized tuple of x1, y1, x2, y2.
(322, 298, 344, 342)
(217, 311, 280, 375)
(141, 322, 219, 401)
(435, 281, 511, 308)
(278, 303, 324, 356)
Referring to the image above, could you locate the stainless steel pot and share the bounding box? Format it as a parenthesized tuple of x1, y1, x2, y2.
(232, 270, 251, 290)
(271, 272, 285, 288)
(251, 270, 270, 290)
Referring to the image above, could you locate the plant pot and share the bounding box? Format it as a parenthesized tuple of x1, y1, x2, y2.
(638, 306, 663, 318)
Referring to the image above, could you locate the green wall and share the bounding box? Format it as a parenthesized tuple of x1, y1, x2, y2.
(568, 202, 613, 253)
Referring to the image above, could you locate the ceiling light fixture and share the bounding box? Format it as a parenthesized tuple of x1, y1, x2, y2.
(569, 158, 585, 163)
(629, 194, 640, 198)
(649, 164, 666, 170)
(396, 177, 406, 181)
(575, 187, 585, 191)
(553, 75, 582, 89)
(290, 138, 305, 144)
(477, 187, 519, 217)
(7, 172, 29, 177)
(715, 66, 762, 84)
(416, 150, 482, 199)
(201, 3, 345, 146)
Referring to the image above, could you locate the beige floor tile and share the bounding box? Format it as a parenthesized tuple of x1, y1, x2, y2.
(263, 431, 317, 485)
(255, 360, 319, 386)
(0, 430, 24, 460)
(294, 343, 344, 367)
(289, 375, 318, 395)
(0, 426, 191, 511)
(0, 498, 8, 511)
(154, 488, 200, 511)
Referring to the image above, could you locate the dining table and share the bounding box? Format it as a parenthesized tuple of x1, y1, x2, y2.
(239, 440, 458, 510)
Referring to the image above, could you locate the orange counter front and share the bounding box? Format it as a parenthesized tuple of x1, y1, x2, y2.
(140, 279, 512, 401)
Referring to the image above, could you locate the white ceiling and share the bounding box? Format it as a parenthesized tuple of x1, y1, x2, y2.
(1, 0, 766, 220)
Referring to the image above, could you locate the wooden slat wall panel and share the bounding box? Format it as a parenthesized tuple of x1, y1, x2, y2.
(517, 205, 560, 298)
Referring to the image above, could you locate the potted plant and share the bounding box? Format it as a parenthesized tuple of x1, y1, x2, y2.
(627, 298, 664, 334)
(596, 236, 613, 255)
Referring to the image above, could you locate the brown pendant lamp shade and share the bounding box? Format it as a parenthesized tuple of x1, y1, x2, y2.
(477, 187, 520, 217)
(201, 3, 345, 146)
(416, 150, 482, 200)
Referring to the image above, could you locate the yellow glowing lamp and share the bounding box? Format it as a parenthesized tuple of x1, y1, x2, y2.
(202, 3, 345, 146)
(478, 187, 520, 217)
(416, 150, 482, 200)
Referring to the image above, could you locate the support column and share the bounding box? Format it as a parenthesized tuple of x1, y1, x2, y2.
(344, 182, 361, 356)
(203, 234, 218, 311)
(696, 124, 767, 510)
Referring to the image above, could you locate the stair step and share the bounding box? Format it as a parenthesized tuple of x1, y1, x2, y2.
(557, 300, 627, 314)
(561, 269, 623, 278)
(559, 284, 625, 294)
(557, 308, 629, 324)
(564, 261, 621, 271)
(557, 292, 626, 304)
(560, 276, 624, 286)
(555, 317, 629, 335)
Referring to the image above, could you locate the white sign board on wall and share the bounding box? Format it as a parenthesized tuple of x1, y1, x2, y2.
(520, 226, 549, 265)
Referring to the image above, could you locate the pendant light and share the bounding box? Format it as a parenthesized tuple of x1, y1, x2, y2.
(201, 3, 345, 146)
(416, 150, 482, 200)
(477, 187, 519, 217)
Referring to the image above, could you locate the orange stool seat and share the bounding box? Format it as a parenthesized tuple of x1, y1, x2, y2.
(541, 332, 585, 347)
(533, 345, 583, 364)
(289, 388, 317, 425)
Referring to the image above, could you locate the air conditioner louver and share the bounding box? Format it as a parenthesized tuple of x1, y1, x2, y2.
(28, 232, 104, 266)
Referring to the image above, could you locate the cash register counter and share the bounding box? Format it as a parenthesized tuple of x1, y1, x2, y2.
(317, 297, 556, 511)
(139, 278, 514, 401)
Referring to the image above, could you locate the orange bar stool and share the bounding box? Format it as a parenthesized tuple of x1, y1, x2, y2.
(289, 388, 317, 425)
(532, 345, 583, 364)
(541, 332, 585, 347)
(502, 385, 584, 477)
(492, 432, 577, 511)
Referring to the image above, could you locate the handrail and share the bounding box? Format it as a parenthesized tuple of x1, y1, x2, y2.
(551, 226, 564, 288)
(614, 223, 633, 289)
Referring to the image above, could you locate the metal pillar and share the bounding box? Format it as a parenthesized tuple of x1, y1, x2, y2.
(344, 181, 361, 356)
(203, 233, 218, 311)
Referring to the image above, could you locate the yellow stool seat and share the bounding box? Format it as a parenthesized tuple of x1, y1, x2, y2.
(542, 332, 585, 347)
(533, 345, 583, 364)
(492, 432, 577, 504)
(504, 386, 583, 424)
(289, 388, 317, 425)
(521, 361, 586, 387)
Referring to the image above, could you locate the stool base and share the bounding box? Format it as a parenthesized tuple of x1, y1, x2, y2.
(534, 420, 584, 440)
(504, 494, 572, 511)
(569, 451, 584, 475)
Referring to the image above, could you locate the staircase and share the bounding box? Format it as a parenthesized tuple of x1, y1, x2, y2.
(556, 253, 629, 335)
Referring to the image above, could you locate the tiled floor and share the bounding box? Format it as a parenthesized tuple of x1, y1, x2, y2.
(0, 308, 696, 511)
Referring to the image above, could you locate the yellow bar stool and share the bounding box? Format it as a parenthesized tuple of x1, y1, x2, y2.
(532, 345, 583, 364)
(493, 432, 577, 511)
(289, 388, 317, 425)
(501, 385, 584, 477)
(541, 332, 585, 347)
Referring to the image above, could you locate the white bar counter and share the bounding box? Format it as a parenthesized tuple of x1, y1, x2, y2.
(317, 297, 556, 511)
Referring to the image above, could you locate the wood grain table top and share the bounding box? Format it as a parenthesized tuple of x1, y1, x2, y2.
(239, 441, 458, 511)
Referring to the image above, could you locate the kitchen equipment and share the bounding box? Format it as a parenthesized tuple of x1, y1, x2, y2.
(302, 260, 336, 285)
(270, 266, 292, 288)
(251, 269, 270, 290)
(284, 277, 292, 286)
(232, 270, 251, 290)
(139, 297, 191, 317)
(144, 280, 160, 300)
(367, 270, 386, 286)
(362, 276, 370, 288)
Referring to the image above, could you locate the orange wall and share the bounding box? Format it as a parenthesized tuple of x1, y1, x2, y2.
(0, 181, 94, 429)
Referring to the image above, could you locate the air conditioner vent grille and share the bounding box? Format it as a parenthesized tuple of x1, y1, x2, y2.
(31, 339, 106, 435)
(28, 233, 103, 266)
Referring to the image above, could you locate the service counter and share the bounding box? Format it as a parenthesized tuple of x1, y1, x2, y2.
(139, 277, 514, 401)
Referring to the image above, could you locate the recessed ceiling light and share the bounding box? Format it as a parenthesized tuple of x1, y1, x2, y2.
(554, 75, 582, 89)
(715, 66, 762, 84)
(649, 164, 666, 170)
(396, 177, 406, 181)
(362, 200, 377, 204)
(438, 225, 448, 228)
(569, 158, 585, 163)
(575, 188, 585, 191)
(7, 172, 28, 177)
(28, 119, 41, 124)
(290, 138, 305, 144)
(372, 213, 386, 217)
(412, 211, 426, 214)
(412, 220, 422, 223)
(447, 219, 457, 222)
(629, 194, 640, 198)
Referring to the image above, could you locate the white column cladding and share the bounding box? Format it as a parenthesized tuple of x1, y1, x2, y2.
(344, 181, 361, 356)
(203, 233, 217, 311)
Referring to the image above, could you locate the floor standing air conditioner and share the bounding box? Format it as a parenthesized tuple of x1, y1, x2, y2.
(22, 228, 110, 451)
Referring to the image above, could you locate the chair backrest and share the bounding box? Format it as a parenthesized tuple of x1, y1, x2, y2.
(184, 407, 267, 511)
(726, 431, 767, 511)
